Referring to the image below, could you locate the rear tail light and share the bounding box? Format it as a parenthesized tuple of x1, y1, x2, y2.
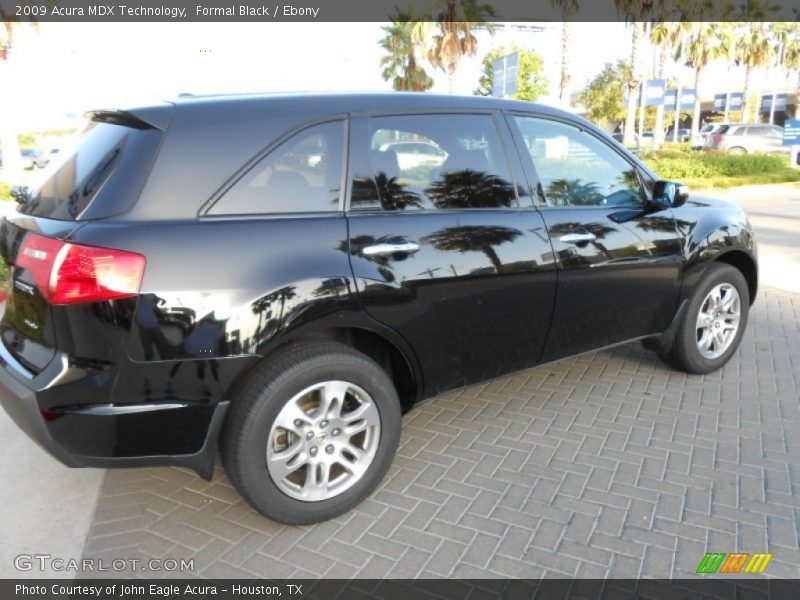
(16, 233, 145, 304)
(713, 135, 725, 143)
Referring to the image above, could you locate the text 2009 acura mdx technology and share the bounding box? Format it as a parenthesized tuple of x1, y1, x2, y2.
(0, 94, 757, 524)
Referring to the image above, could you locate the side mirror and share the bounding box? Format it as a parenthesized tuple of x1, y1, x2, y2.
(652, 180, 688, 208)
(10, 186, 29, 203)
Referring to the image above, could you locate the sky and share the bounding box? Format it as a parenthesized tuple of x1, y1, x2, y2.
(2, 22, 796, 131)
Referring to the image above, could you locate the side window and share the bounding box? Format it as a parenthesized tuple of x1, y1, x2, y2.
(514, 116, 644, 208)
(210, 120, 343, 215)
(350, 114, 517, 211)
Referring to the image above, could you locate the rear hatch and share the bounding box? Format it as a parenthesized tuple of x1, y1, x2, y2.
(0, 108, 167, 374)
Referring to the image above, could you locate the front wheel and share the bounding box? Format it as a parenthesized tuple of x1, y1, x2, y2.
(659, 263, 749, 374)
(221, 342, 401, 524)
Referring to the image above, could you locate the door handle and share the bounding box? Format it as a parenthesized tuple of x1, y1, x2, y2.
(362, 240, 421, 256)
(559, 232, 597, 244)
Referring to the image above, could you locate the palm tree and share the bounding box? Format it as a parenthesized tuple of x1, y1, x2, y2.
(379, 10, 434, 92)
(420, 225, 521, 274)
(774, 23, 800, 116)
(550, 1, 578, 107)
(374, 172, 423, 210)
(1, 2, 58, 179)
(424, 169, 515, 209)
(543, 179, 603, 207)
(413, 0, 495, 94)
(650, 22, 682, 145)
(0, 17, 23, 178)
(675, 22, 732, 144)
(622, 22, 646, 146)
(734, 24, 778, 122)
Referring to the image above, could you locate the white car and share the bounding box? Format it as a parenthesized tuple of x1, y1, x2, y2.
(379, 141, 446, 170)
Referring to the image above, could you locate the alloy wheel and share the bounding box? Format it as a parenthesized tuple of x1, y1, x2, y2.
(695, 283, 741, 360)
(266, 381, 381, 501)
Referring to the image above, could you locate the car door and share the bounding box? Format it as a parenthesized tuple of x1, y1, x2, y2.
(345, 112, 557, 395)
(763, 126, 787, 153)
(507, 113, 684, 362)
(743, 126, 764, 152)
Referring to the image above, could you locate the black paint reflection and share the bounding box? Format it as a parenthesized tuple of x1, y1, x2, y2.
(548, 221, 619, 265)
(137, 294, 172, 361)
(420, 226, 522, 274)
(543, 168, 641, 207)
(425, 170, 516, 209)
(541, 205, 684, 361)
(132, 276, 354, 368)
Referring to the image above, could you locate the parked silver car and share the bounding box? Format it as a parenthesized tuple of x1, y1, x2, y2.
(703, 123, 787, 154)
(693, 123, 725, 149)
(667, 128, 691, 143)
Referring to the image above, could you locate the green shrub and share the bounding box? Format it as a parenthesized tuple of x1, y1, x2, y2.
(0, 182, 12, 201)
(641, 149, 790, 181)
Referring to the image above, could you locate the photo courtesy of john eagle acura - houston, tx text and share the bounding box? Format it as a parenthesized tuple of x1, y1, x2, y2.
(0, 92, 757, 524)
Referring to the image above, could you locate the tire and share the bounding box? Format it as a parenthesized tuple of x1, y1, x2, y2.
(221, 342, 401, 524)
(728, 146, 747, 155)
(659, 263, 749, 374)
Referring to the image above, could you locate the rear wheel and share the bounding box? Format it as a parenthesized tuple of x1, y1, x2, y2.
(728, 146, 747, 155)
(659, 263, 749, 374)
(221, 342, 401, 524)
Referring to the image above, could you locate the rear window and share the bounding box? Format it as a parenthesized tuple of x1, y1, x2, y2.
(16, 120, 162, 221)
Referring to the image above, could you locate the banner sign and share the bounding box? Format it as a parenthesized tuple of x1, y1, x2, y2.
(715, 92, 745, 112)
(641, 79, 666, 106)
(761, 93, 788, 112)
(664, 89, 678, 111)
(492, 53, 518, 98)
(680, 89, 696, 109)
(784, 119, 800, 146)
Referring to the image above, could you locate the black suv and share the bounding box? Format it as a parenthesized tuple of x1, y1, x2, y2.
(0, 93, 757, 524)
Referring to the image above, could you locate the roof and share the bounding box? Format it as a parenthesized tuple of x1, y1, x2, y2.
(103, 91, 592, 134)
(166, 91, 577, 120)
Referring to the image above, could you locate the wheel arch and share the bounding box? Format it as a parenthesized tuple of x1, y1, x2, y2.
(224, 324, 422, 414)
(714, 249, 757, 305)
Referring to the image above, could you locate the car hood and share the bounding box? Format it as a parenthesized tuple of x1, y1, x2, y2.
(683, 194, 741, 212)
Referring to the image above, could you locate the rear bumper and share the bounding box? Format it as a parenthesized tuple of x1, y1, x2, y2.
(0, 341, 228, 480)
(0, 350, 82, 467)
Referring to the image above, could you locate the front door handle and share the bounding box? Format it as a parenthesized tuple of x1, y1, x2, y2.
(559, 232, 597, 244)
(362, 239, 421, 256)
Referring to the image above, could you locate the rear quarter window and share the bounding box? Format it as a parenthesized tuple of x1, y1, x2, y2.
(17, 120, 162, 221)
(208, 120, 344, 216)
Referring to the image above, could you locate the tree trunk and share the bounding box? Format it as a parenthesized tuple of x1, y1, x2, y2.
(482, 246, 503, 274)
(623, 23, 643, 146)
(742, 65, 752, 123)
(796, 70, 800, 119)
(0, 60, 23, 181)
(654, 43, 668, 147)
(690, 67, 702, 144)
(559, 22, 571, 107)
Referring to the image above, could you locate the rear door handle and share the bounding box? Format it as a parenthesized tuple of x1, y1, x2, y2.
(559, 232, 597, 244)
(362, 240, 421, 256)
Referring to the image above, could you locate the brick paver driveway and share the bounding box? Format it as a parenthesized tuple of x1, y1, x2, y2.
(81, 286, 800, 580)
